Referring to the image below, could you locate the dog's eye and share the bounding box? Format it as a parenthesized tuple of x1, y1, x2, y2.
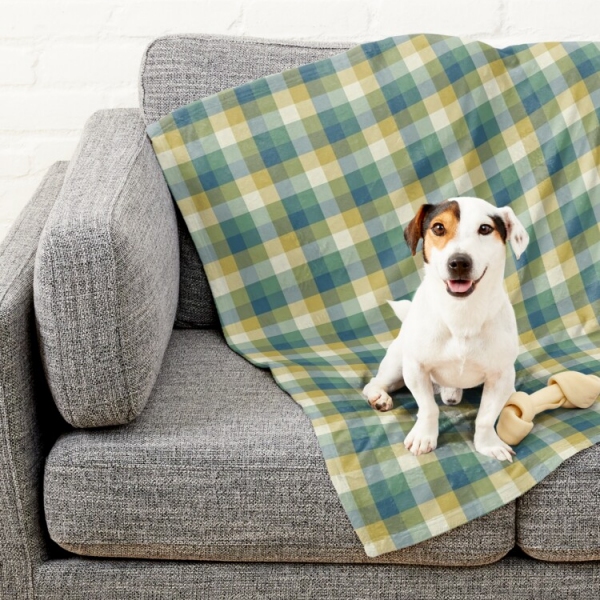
(479, 224, 493, 235)
(431, 223, 445, 236)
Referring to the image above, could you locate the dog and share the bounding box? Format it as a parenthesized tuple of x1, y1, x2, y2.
(363, 197, 529, 462)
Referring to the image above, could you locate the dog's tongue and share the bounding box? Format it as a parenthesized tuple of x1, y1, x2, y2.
(447, 279, 473, 294)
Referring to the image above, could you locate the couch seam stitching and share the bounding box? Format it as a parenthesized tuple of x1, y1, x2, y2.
(106, 118, 149, 423)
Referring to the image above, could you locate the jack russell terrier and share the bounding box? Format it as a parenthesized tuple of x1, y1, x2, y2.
(363, 197, 529, 462)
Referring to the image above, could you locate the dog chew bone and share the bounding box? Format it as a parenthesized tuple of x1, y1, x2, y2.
(496, 371, 600, 446)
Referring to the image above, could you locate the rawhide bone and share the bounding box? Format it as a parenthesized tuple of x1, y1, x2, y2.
(496, 371, 600, 446)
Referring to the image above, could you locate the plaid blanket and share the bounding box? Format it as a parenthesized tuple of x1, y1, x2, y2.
(148, 35, 600, 557)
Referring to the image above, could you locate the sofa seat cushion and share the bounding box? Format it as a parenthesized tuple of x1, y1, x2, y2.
(44, 329, 514, 566)
(517, 445, 600, 562)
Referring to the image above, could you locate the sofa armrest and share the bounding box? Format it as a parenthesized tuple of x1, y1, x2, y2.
(34, 109, 179, 428)
(0, 162, 68, 598)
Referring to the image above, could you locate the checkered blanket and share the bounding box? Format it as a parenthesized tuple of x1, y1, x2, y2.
(148, 35, 600, 557)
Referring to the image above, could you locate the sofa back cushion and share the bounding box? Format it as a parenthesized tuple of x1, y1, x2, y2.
(139, 35, 349, 328)
(34, 110, 179, 428)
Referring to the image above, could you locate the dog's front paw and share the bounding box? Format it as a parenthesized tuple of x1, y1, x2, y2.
(404, 419, 438, 456)
(363, 381, 393, 412)
(474, 431, 515, 462)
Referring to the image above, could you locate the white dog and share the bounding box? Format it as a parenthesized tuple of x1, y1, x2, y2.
(363, 197, 529, 462)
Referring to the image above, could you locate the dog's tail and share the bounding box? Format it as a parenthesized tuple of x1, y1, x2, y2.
(387, 299, 412, 322)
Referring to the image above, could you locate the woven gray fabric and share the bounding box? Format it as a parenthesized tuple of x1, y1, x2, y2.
(139, 34, 351, 124)
(44, 329, 514, 566)
(35, 555, 600, 600)
(0, 162, 68, 599)
(173, 207, 219, 328)
(140, 34, 350, 328)
(34, 109, 179, 428)
(517, 445, 600, 561)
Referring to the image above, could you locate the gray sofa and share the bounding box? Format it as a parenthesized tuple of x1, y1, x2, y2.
(1, 34, 598, 599)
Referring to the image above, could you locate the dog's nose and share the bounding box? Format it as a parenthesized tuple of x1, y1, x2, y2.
(447, 253, 472, 277)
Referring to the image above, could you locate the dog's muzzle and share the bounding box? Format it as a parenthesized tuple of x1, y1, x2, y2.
(445, 253, 486, 297)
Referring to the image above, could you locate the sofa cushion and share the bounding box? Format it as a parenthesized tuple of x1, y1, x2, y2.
(44, 329, 515, 566)
(140, 35, 350, 328)
(517, 445, 600, 562)
(34, 109, 179, 428)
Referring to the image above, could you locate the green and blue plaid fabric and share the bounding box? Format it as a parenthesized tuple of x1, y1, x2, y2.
(148, 34, 600, 557)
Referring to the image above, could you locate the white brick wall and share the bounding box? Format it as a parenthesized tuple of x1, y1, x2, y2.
(2, 0, 599, 240)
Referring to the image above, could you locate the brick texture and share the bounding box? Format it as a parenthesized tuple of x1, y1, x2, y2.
(2, 0, 600, 239)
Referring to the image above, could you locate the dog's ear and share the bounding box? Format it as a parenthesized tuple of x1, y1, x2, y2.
(498, 206, 529, 259)
(404, 204, 435, 256)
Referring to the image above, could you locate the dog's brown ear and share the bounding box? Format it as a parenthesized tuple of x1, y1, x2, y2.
(404, 204, 435, 255)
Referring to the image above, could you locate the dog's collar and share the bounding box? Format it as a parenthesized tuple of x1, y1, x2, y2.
(445, 267, 488, 298)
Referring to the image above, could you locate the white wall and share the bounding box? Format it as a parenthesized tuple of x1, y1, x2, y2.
(2, 0, 599, 240)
